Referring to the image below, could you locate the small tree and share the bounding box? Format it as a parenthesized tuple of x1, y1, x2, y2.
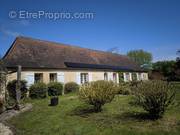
(134, 81, 175, 119)
(79, 80, 117, 112)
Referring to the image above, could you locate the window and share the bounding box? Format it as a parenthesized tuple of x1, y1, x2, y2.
(132, 73, 137, 81)
(142, 73, 148, 80)
(137, 73, 141, 80)
(113, 73, 117, 82)
(104, 73, 108, 81)
(119, 72, 124, 82)
(34, 73, 43, 83)
(125, 73, 131, 81)
(49, 73, 57, 82)
(80, 73, 89, 84)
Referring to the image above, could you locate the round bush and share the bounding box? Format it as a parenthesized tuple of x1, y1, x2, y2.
(48, 82, 63, 96)
(29, 82, 47, 99)
(134, 80, 175, 118)
(116, 82, 131, 95)
(7, 80, 28, 99)
(64, 82, 79, 93)
(79, 80, 117, 112)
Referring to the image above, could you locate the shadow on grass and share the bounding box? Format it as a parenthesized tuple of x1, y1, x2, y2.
(69, 104, 159, 122)
(69, 105, 97, 117)
(115, 111, 160, 121)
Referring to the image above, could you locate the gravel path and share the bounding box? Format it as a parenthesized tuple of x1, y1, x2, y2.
(0, 123, 13, 135)
(0, 103, 32, 135)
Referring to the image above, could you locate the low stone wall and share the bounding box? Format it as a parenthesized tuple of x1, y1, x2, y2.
(0, 71, 6, 113)
(0, 71, 6, 94)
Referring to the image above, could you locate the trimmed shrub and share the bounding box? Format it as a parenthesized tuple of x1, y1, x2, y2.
(64, 82, 79, 93)
(48, 82, 63, 96)
(116, 82, 131, 95)
(7, 80, 28, 99)
(134, 80, 175, 118)
(79, 80, 117, 112)
(29, 82, 47, 99)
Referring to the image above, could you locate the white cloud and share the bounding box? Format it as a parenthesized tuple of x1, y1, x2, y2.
(0, 19, 30, 38)
(0, 26, 20, 37)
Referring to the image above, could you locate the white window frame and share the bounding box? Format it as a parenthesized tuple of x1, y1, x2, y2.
(25, 72, 34, 87)
(123, 72, 131, 82)
(113, 73, 117, 83)
(57, 72, 64, 83)
(104, 72, 108, 81)
(137, 73, 142, 81)
(80, 73, 89, 84)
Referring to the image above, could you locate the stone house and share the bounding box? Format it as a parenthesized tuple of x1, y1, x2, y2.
(3, 36, 148, 87)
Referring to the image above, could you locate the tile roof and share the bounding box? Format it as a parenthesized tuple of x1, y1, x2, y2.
(3, 36, 142, 71)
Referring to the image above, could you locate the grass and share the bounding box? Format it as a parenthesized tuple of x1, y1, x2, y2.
(8, 85, 180, 135)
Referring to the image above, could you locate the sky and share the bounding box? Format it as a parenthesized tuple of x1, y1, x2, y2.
(0, 0, 180, 62)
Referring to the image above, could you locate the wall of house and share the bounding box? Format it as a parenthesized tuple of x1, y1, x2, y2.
(7, 69, 148, 87)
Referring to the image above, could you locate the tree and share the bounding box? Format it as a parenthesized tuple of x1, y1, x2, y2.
(153, 61, 175, 76)
(176, 49, 180, 62)
(174, 49, 180, 80)
(127, 50, 152, 66)
(151, 50, 180, 81)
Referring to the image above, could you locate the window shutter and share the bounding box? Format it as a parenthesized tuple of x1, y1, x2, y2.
(25, 72, 34, 87)
(76, 72, 81, 85)
(123, 73, 127, 82)
(108, 72, 113, 81)
(116, 73, 119, 83)
(129, 73, 132, 81)
(145, 73, 148, 80)
(89, 72, 92, 82)
(57, 72, 64, 83)
(136, 73, 139, 81)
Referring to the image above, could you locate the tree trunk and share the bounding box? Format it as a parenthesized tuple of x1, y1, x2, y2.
(94, 104, 102, 112)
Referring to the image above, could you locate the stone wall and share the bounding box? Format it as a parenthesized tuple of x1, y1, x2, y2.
(0, 71, 6, 98)
(0, 71, 6, 113)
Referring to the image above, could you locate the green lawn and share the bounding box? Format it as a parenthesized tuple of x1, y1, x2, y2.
(8, 87, 180, 135)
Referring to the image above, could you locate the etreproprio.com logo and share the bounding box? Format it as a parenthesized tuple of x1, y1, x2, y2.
(9, 10, 95, 20)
